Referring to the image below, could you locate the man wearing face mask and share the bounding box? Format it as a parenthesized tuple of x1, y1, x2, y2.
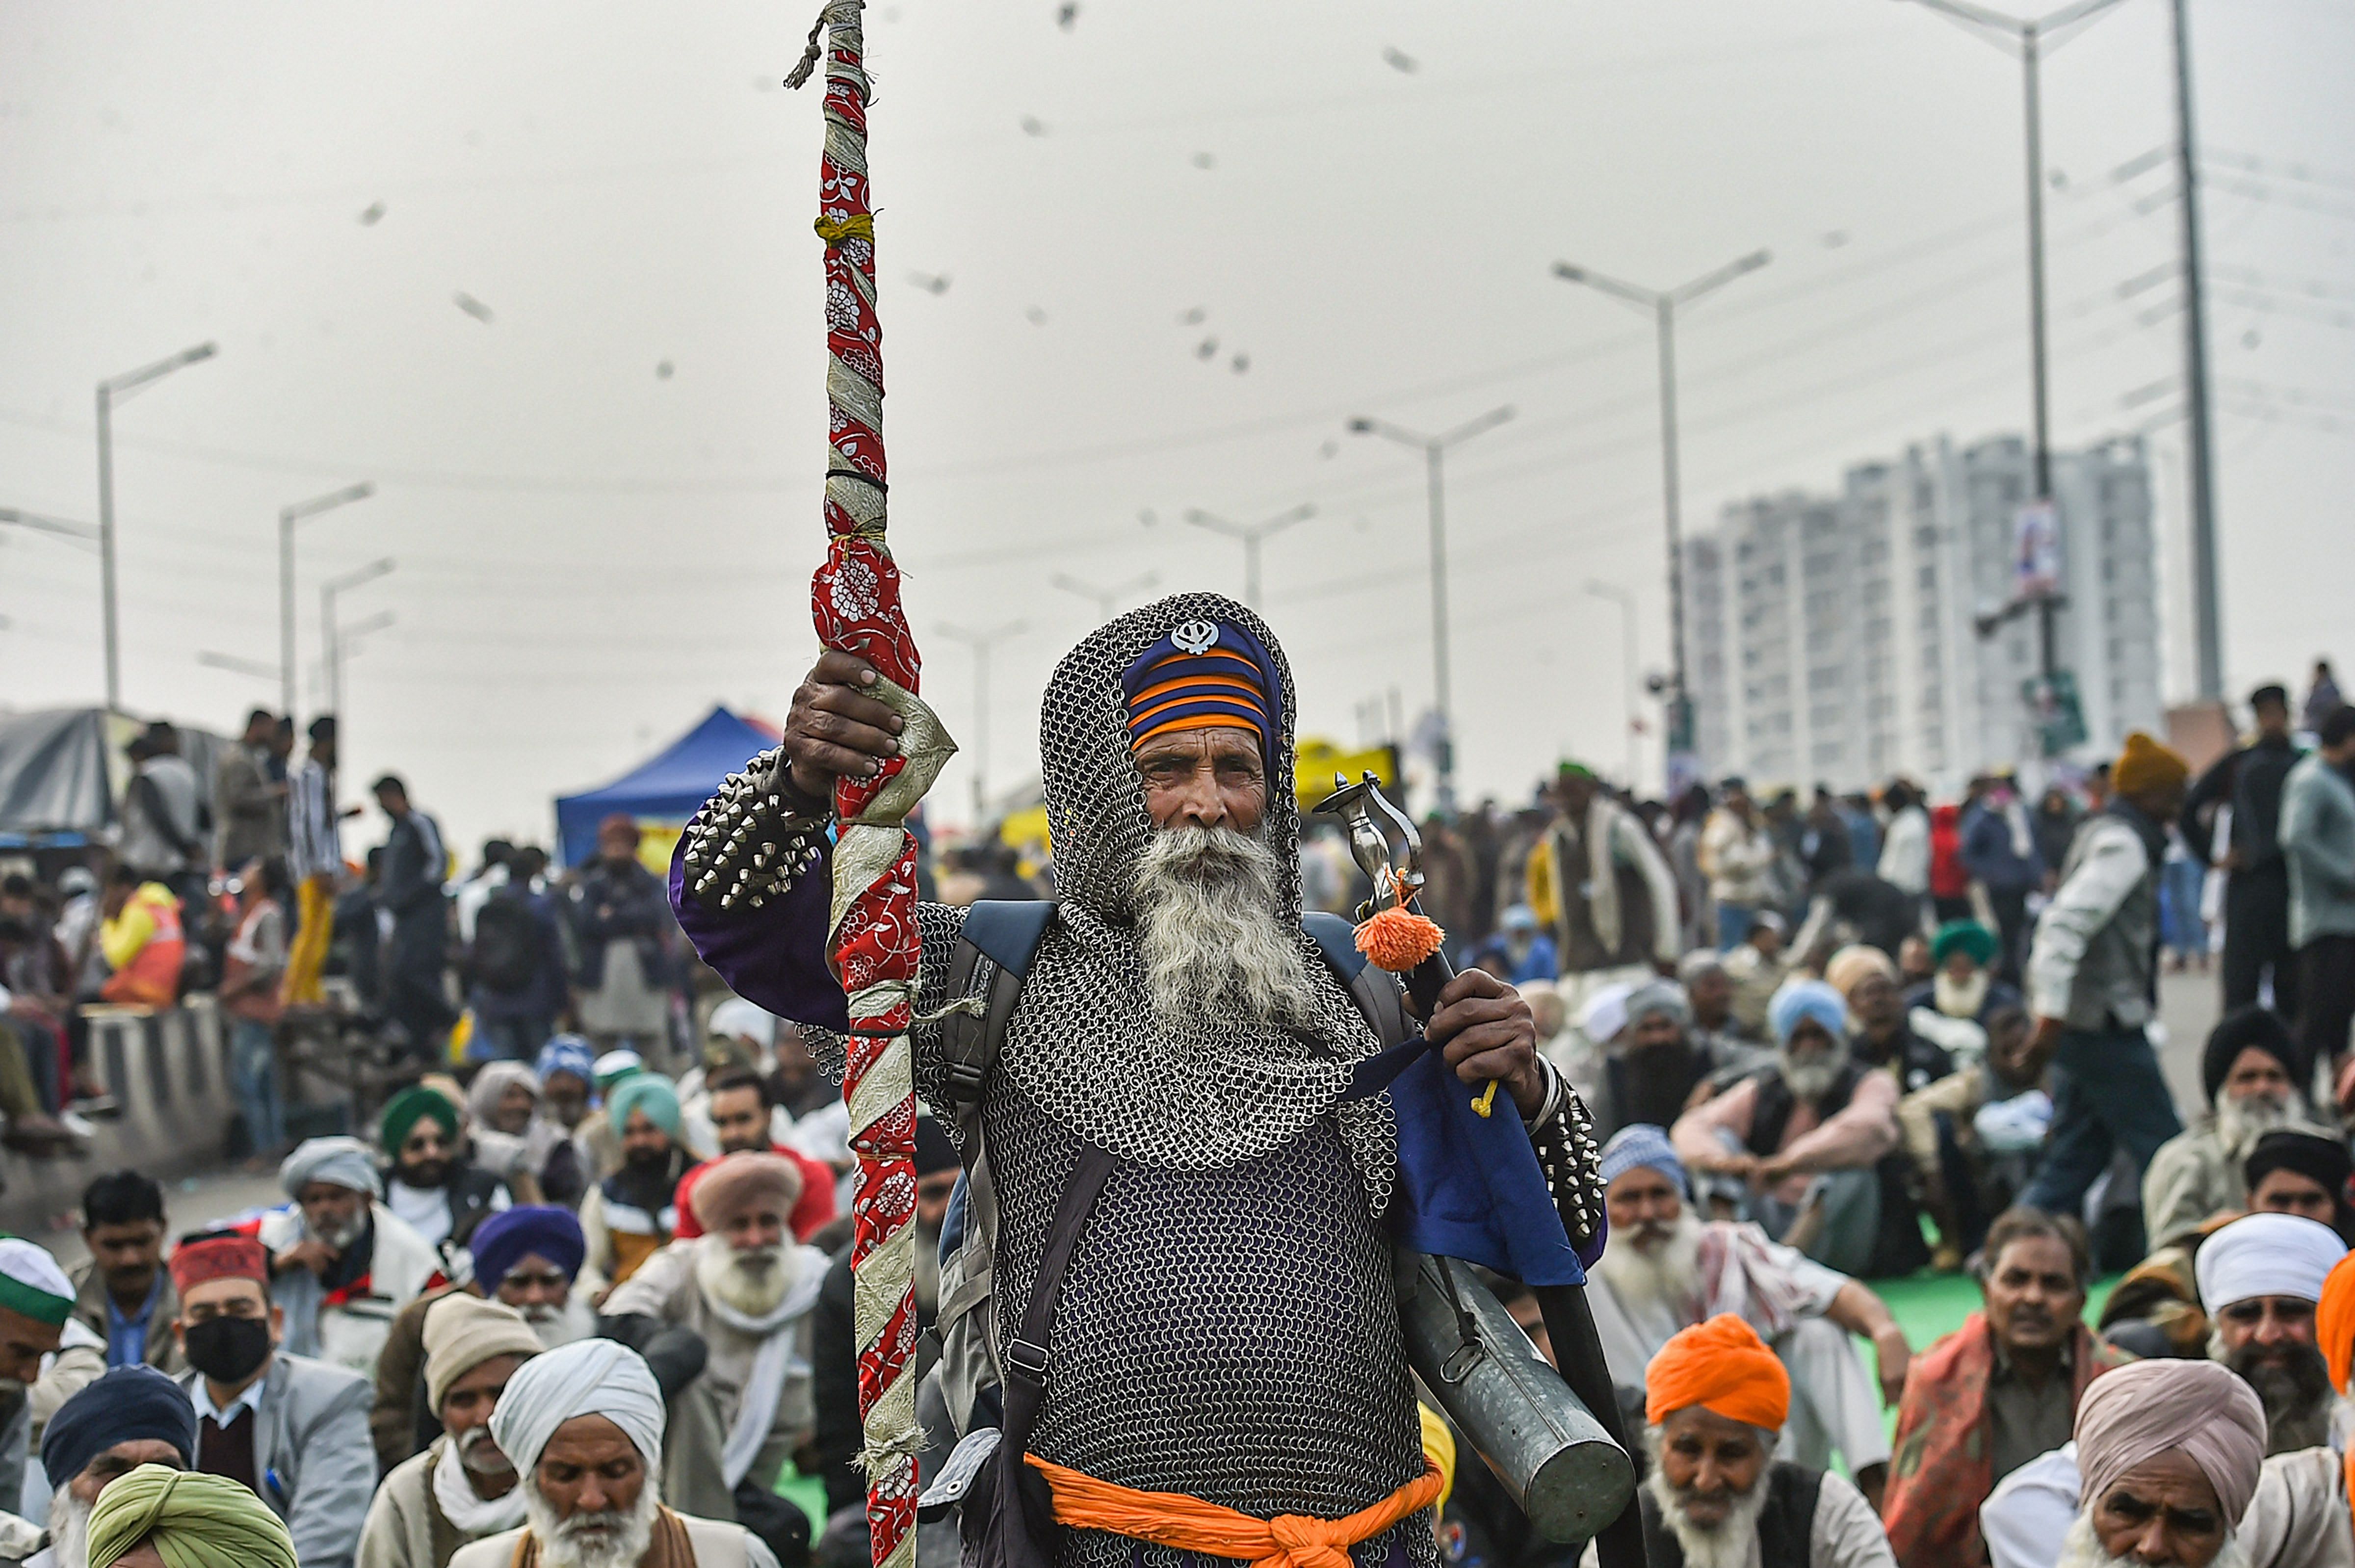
(244, 1137, 441, 1383)
(166, 1233, 373, 1568)
(359, 1295, 544, 1568)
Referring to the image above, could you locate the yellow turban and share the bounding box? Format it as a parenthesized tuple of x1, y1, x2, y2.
(2113, 732, 2189, 801)
(87, 1465, 296, 1568)
(1645, 1313, 1791, 1431)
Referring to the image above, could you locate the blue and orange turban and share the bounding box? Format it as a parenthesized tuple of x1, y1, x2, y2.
(1119, 617, 1283, 773)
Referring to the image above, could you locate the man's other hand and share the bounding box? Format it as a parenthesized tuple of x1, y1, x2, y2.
(784, 650, 906, 802)
(1422, 968, 1546, 1120)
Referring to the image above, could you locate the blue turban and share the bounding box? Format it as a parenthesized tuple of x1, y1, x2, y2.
(1118, 618, 1283, 777)
(536, 1035, 595, 1088)
(1769, 979, 1849, 1048)
(43, 1366, 197, 1491)
(606, 1074, 681, 1138)
(467, 1204, 586, 1293)
(1598, 1124, 1689, 1198)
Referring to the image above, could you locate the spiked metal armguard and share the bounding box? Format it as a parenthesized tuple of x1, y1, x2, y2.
(1531, 1078, 1607, 1255)
(680, 747, 832, 912)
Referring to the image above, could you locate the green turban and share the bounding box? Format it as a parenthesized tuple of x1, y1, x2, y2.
(1557, 761, 1597, 783)
(379, 1084, 460, 1153)
(607, 1073, 682, 1139)
(1930, 919, 1999, 968)
(88, 1465, 296, 1568)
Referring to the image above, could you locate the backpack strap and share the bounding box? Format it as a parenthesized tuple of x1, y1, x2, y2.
(940, 901, 1057, 1109)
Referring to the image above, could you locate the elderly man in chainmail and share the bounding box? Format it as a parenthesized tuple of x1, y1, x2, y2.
(669, 594, 1604, 1568)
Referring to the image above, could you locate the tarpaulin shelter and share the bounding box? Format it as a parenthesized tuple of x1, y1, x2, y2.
(554, 706, 780, 869)
(0, 708, 230, 847)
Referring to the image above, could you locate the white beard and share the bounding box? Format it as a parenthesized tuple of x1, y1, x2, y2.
(47, 1488, 89, 1568)
(694, 1235, 792, 1320)
(2216, 1091, 2296, 1161)
(521, 1299, 593, 1350)
(522, 1470, 659, 1568)
(2055, 1512, 2250, 1568)
(1132, 824, 1315, 1031)
(1642, 1431, 1772, 1568)
(1779, 1047, 1841, 1102)
(1934, 969, 1991, 1019)
(1597, 1211, 1704, 1316)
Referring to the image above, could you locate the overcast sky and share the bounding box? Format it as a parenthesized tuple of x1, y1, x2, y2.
(3, 0, 2349, 856)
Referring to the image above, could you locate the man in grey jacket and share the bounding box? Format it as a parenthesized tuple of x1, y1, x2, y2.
(167, 1232, 375, 1568)
(213, 708, 286, 872)
(2281, 705, 2355, 1074)
(2020, 732, 2192, 1228)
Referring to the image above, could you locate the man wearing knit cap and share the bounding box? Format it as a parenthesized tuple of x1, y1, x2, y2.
(448, 1339, 783, 1568)
(2021, 732, 2193, 1226)
(579, 1077, 691, 1287)
(244, 1136, 439, 1380)
(2143, 1008, 2322, 1250)
(379, 1085, 509, 1256)
(358, 1295, 543, 1568)
(1590, 1126, 1911, 1508)
(2243, 1129, 2355, 1242)
(1673, 981, 1908, 1277)
(165, 1232, 374, 1568)
(2195, 1212, 2348, 1457)
(601, 1152, 826, 1525)
(1637, 1315, 1894, 1568)
(35, 1367, 196, 1568)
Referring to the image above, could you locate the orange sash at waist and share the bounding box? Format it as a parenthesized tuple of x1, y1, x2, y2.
(1024, 1454, 1445, 1568)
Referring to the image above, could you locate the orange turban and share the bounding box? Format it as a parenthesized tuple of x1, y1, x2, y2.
(2321, 1251, 2355, 1395)
(1645, 1313, 1790, 1431)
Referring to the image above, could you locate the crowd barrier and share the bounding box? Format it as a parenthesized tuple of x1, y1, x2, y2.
(0, 1001, 245, 1233)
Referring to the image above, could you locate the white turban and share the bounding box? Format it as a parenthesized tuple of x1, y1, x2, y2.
(279, 1136, 381, 1200)
(1578, 983, 1634, 1045)
(2195, 1212, 2348, 1309)
(488, 1337, 665, 1474)
(706, 998, 779, 1051)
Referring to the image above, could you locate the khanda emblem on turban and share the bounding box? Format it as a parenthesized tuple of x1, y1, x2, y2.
(1171, 619, 1220, 654)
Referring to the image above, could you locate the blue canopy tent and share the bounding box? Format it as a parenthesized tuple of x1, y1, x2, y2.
(554, 706, 780, 868)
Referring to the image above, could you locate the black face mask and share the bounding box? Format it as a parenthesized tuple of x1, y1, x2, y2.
(182, 1316, 272, 1385)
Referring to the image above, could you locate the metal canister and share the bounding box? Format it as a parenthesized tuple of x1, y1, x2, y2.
(1395, 1250, 1635, 1543)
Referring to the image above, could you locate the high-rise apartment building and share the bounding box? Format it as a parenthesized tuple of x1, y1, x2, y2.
(1684, 433, 2161, 794)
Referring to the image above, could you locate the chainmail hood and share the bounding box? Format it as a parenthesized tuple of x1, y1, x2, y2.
(1006, 592, 1396, 1204)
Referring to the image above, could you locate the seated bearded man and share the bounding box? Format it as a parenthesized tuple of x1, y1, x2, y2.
(448, 1340, 783, 1568)
(599, 1152, 827, 1525)
(35, 1367, 198, 1568)
(2238, 1250, 2355, 1568)
(2144, 1009, 2318, 1251)
(1637, 1315, 1894, 1568)
(669, 596, 1598, 1568)
(248, 1137, 440, 1381)
(358, 1295, 544, 1568)
(2193, 1213, 2348, 1458)
(2057, 1361, 2266, 1568)
(1590, 1126, 1910, 1506)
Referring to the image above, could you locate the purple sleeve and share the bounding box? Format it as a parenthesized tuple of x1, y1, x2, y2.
(667, 831, 852, 1034)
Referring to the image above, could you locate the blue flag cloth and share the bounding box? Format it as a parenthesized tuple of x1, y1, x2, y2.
(1350, 1035, 1596, 1287)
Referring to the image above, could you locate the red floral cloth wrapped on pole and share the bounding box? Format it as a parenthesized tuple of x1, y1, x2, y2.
(787, 8, 954, 1567)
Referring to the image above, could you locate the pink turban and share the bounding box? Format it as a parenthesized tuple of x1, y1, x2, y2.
(2073, 1359, 2266, 1526)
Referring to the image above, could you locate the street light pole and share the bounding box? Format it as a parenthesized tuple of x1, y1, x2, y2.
(95, 341, 218, 709)
(2172, 0, 2223, 700)
(938, 620, 1025, 823)
(1552, 249, 1769, 771)
(1584, 580, 1641, 786)
(320, 557, 396, 719)
(1176, 504, 1316, 609)
(1347, 406, 1513, 812)
(1892, 0, 2132, 694)
(1048, 569, 1161, 623)
(278, 482, 375, 716)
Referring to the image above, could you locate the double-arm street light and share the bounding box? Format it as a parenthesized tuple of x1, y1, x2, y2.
(938, 620, 1026, 823)
(1552, 252, 1768, 770)
(279, 483, 375, 716)
(1347, 405, 1514, 812)
(1893, 0, 2132, 691)
(322, 558, 397, 718)
(97, 341, 218, 709)
(1176, 505, 1316, 609)
(1049, 570, 1161, 623)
